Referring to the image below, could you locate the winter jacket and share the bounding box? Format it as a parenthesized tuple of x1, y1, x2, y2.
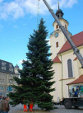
(0, 100, 2, 111)
(2, 100, 9, 111)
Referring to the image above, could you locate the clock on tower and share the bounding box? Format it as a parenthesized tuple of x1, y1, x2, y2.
(55, 32, 59, 37)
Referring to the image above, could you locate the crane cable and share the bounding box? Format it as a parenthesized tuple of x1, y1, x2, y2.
(57, 0, 59, 9)
(37, 0, 40, 28)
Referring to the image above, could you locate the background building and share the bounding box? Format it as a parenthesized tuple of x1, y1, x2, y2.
(0, 59, 19, 97)
(50, 7, 83, 102)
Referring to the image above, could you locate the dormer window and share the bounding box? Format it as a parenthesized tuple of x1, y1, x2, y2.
(9, 64, 12, 68)
(9, 67, 13, 72)
(1, 61, 6, 70)
(1, 66, 6, 70)
(2, 61, 6, 66)
(9, 63, 13, 72)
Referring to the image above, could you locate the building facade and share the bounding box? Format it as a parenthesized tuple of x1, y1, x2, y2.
(50, 8, 83, 102)
(0, 59, 19, 97)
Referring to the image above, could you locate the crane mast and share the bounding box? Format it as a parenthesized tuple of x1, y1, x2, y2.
(42, 0, 83, 68)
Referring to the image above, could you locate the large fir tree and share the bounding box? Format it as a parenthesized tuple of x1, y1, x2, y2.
(9, 19, 55, 110)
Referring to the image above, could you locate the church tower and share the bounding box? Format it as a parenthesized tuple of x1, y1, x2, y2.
(50, 4, 71, 60)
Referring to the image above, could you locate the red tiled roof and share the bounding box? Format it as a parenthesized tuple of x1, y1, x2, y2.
(73, 57, 77, 61)
(58, 31, 83, 54)
(53, 56, 62, 63)
(67, 75, 83, 85)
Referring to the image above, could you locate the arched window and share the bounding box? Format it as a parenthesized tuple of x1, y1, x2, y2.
(67, 59, 73, 78)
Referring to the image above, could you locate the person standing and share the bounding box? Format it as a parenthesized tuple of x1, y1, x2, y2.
(2, 97, 10, 113)
(74, 89, 79, 97)
(29, 101, 33, 112)
(0, 98, 3, 113)
(23, 104, 27, 112)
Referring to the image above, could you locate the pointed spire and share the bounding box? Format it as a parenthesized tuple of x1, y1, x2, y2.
(56, 0, 64, 18)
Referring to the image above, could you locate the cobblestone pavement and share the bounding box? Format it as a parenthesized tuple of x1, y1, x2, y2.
(9, 104, 83, 113)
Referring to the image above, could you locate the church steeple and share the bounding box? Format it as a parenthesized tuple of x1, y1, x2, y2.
(56, 2, 64, 19)
(50, 1, 69, 60)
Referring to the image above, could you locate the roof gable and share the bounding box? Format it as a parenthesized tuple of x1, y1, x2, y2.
(58, 31, 83, 54)
(53, 56, 62, 63)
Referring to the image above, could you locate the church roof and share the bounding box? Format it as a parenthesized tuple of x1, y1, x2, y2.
(53, 56, 62, 63)
(67, 75, 83, 85)
(56, 9, 64, 19)
(73, 57, 78, 61)
(58, 31, 83, 54)
(56, 2, 64, 19)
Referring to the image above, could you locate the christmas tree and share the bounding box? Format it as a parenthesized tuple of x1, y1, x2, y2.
(9, 18, 55, 110)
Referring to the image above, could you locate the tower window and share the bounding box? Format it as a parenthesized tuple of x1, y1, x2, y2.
(56, 25, 59, 29)
(57, 14, 59, 18)
(65, 25, 67, 30)
(56, 42, 59, 47)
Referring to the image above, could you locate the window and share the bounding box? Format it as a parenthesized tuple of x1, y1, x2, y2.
(56, 25, 59, 29)
(7, 86, 13, 92)
(1, 61, 6, 70)
(2, 61, 6, 66)
(1, 66, 6, 70)
(65, 25, 67, 30)
(9, 64, 12, 68)
(9, 79, 13, 84)
(56, 42, 59, 47)
(0, 79, 4, 84)
(9, 64, 13, 72)
(0, 93, 2, 96)
(67, 59, 73, 78)
(9, 67, 13, 72)
(0, 86, 4, 90)
(55, 32, 59, 37)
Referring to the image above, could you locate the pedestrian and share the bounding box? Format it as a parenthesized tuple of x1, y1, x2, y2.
(72, 88, 75, 97)
(2, 97, 10, 113)
(23, 104, 27, 112)
(29, 101, 33, 112)
(0, 97, 3, 113)
(23, 98, 27, 112)
(28, 104, 29, 110)
(74, 89, 79, 97)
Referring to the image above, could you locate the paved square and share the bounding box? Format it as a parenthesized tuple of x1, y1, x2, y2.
(9, 104, 83, 113)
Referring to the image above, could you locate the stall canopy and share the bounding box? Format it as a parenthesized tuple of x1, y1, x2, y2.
(67, 75, 83, 85)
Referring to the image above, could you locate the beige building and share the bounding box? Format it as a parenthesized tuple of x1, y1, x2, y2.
(0, 59, 19, 97)
(50, 8, 83, 102)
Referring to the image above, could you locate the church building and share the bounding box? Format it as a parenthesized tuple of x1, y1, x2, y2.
(50, 7, 83, 102)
